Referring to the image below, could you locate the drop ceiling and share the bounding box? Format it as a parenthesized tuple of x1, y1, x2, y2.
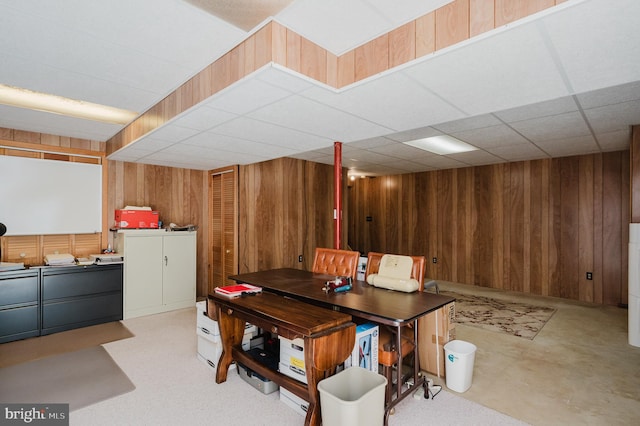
(0, 0, 639, 175)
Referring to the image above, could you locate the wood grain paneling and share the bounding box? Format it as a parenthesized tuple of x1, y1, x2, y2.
(470, 0, 495, 37)
(355, 34, 389, 81)
(389, 22, 416, 68)
(348, 152, 630, 306)
(436, 0, 470, 51)
(107, 160, 208, 298)
(415, 12, 436, 58)
(238, 157, 341, 274)
(495, 0, 555, 27)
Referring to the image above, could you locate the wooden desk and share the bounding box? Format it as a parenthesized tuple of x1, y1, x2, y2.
(229, 268, 456, 424)
(208, 291, 355, 426)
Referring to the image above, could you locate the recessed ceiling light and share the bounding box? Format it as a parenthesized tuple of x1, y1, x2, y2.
(0, 84, 138, 125)
(403, 135, 477, 155)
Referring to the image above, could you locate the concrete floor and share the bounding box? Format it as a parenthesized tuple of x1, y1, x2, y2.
(435, 281, 640, 425)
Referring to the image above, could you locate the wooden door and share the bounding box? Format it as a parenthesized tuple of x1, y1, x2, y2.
(209, 166, 238, 293)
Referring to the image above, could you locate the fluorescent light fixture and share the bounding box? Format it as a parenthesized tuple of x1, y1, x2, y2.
(403, 135, 477, 155)
(0, 84, 138, 125)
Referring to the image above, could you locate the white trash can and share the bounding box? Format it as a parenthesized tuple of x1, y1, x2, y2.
(444, 340, 477, 393)
(317, 367, 387, 426)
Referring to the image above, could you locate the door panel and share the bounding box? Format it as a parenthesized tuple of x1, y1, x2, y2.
(209, 167, 238, 293)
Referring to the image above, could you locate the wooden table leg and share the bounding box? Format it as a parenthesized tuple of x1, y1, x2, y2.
(214, 306, 248, 383)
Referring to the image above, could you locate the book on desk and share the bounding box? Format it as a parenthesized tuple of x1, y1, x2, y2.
(214, 283, 262, 298)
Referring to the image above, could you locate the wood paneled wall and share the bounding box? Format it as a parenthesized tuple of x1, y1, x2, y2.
(238, 157, 346, 273)
(107, 161, 209, 297)
(348, 151, 630, 306)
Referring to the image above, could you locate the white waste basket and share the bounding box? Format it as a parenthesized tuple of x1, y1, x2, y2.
(318, 367, 387, 426)
(444, 340, 477, 393)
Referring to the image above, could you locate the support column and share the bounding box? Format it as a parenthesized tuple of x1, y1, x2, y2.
(631, 125, 640, 222)
(334, 142, 342, 249)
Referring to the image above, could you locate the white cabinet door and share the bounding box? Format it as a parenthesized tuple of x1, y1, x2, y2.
(163, 233, 196, 307)
(123, 234, 163, 317)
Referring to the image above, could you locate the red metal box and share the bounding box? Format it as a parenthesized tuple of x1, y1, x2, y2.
(114, 209, 159, 229)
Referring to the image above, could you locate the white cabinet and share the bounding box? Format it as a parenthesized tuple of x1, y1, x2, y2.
(115, 229, 196, 319)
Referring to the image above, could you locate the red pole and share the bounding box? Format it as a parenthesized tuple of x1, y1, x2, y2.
(334, 141, 342, 249)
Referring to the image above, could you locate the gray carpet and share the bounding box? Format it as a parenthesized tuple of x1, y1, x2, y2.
(0, 346, 135, 411)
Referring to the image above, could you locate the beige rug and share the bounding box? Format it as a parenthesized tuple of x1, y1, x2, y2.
(0, 346, 135, 411)
(441, 291, 556, 340)
(0, 321, 134, 368)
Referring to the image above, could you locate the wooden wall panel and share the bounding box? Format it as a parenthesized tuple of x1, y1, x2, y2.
(436, 0, 470, 51)
(108, 160, 208, 297)
(348, 151, 630, 306)
(389, 22, 416, 68)
(355, 34, 389, 81)
(470, 0, 495, 37)
(495, 0, 555, 27)
(238, 157, 337, 274)
(415, 12, 436, 58)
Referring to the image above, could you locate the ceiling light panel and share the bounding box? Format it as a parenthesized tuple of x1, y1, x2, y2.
(403, 135, 477, 155)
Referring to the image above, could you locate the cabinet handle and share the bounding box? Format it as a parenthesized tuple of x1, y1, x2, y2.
(164, 255, 168, 266)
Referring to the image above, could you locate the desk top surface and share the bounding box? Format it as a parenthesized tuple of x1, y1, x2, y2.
(228, 268, 455, 325)
(209, 290, 352, 337)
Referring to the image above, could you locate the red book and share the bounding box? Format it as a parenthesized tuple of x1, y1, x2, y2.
(214, 283, 262, 298)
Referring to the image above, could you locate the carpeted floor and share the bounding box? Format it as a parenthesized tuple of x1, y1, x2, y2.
(440, 291, 556, 340)
(0, 346, 135, 411)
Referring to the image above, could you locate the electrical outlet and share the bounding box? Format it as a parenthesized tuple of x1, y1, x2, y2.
(432, 257, 437, 264)
(298, 255, 303, 262)
(586, 272, 593, 280)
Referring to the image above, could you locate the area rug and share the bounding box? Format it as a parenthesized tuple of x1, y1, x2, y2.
(0, 346, 135, 411)
(0, 321, 134, 368)
(441, 291, 556, 340)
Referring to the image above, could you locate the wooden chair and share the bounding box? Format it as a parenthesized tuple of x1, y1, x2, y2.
(311, 248, 360, 280)
(365, 252, 426, 404)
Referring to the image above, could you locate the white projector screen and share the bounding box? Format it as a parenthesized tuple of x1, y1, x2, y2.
(0, 155, 102, 236)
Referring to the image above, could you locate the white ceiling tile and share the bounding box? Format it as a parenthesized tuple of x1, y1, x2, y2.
(0, 105, 121, 141)
(205, 74, 295, 115)
(433, 114, 502, 133)
(541, 0, 640, 94)
(583, 100, 640, 134)
(146, 125, 200, 143)
(247, 95, 392, 141)
(596, 129, 631, 152)
(384, 127, 441, 143)
(494, 96, 578, 123)
(369, 143, 437, 161)
(209, 116, 333, 151)
(577, 81, 640, 109)
(447, 150, 503, 166)
(304, 72, 466, 131)
(404, 21, 570, 116)
(170, 106, 237, 131)
(452, 124, 530, 149)
(486, 143, 548, 162)
(509, 111, 590, 143)
(345, 137, 395, 150)
(535, 135, 600, 157)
